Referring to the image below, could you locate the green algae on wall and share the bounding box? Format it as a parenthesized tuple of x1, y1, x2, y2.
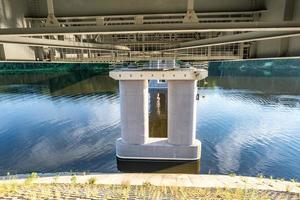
(0, 62, 110, 74)
(209, 58, 300, 77)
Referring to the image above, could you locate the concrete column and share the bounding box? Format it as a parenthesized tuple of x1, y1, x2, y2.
(0, 44, 6, 60)
(239, 43, 244, 59)
(35, 47, 44, 61)
(120, 80, 148, 145)
(207, 46, 211, 59)
(168, 80, 197, 146)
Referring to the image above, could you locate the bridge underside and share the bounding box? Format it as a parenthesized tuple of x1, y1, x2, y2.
(0, 0, 300, 62)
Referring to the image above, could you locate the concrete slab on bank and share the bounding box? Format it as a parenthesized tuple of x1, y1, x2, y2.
(0, 174, 299, 194)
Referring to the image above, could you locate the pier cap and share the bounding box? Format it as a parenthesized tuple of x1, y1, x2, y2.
(109, 67, 208, 81)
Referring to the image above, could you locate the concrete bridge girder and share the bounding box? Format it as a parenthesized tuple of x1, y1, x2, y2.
(0, 36, 131, 51)
(1, 0, 300, 60)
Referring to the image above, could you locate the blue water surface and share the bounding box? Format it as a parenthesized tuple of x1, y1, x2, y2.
(0, 67, 299, 179)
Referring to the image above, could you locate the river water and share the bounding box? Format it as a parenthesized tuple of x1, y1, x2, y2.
(0, 71, 299, 180)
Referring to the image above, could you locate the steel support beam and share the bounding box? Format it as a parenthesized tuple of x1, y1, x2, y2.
(183, 0, 199, 23)
(46, 0, 60, 26)
(47, 0, 55, 17)
(1, 22, 300, 36)
(187, 0, 194, 10)
(163, 31, 300, 51)
(0, 36, 130, 51)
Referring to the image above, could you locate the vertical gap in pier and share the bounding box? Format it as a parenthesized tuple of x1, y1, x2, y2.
(148, 80, 168, 138)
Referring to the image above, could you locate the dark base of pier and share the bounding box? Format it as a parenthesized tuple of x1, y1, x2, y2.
(116, 157, 200, 174)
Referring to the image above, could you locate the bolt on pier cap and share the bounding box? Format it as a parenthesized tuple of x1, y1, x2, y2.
(109, 60, 208, 81)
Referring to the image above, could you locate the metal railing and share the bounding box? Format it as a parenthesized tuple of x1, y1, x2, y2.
(25, 10, 265, 28)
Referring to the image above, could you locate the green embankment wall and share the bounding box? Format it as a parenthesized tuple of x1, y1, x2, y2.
(0, 62, 110, 73)
(208, 58, 300, 77)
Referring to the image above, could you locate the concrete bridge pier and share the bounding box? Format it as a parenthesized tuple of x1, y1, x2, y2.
(110, 67, 207, 161)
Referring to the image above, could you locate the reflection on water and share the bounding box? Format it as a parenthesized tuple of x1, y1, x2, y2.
(149, 89, 168, 138)
(0, 72, 120, 175)
(0, 72, 300, 179)
(198, 77, 300, 179)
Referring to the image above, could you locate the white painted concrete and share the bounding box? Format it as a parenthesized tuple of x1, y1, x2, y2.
(116, 138, 201, 160)
(111, 67, 207, 161)
(119, 80, 148, 145)
(255, 0, 300, 57)
(168, 80, 197, 146)
(0, 0, 36, 61)
(110, 68, 208, 81)
(1, 43, 35, 61)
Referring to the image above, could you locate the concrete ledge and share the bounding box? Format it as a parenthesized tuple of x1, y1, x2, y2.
(109, 68, 208, 80)
(116, 138, 201, 160)
(1, 174, 299, 194)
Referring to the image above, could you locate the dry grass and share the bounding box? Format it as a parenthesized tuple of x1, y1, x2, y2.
(0, 181, 299, 200)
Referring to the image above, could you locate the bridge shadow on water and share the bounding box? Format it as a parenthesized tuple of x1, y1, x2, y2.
(117, 158, 200, 174)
